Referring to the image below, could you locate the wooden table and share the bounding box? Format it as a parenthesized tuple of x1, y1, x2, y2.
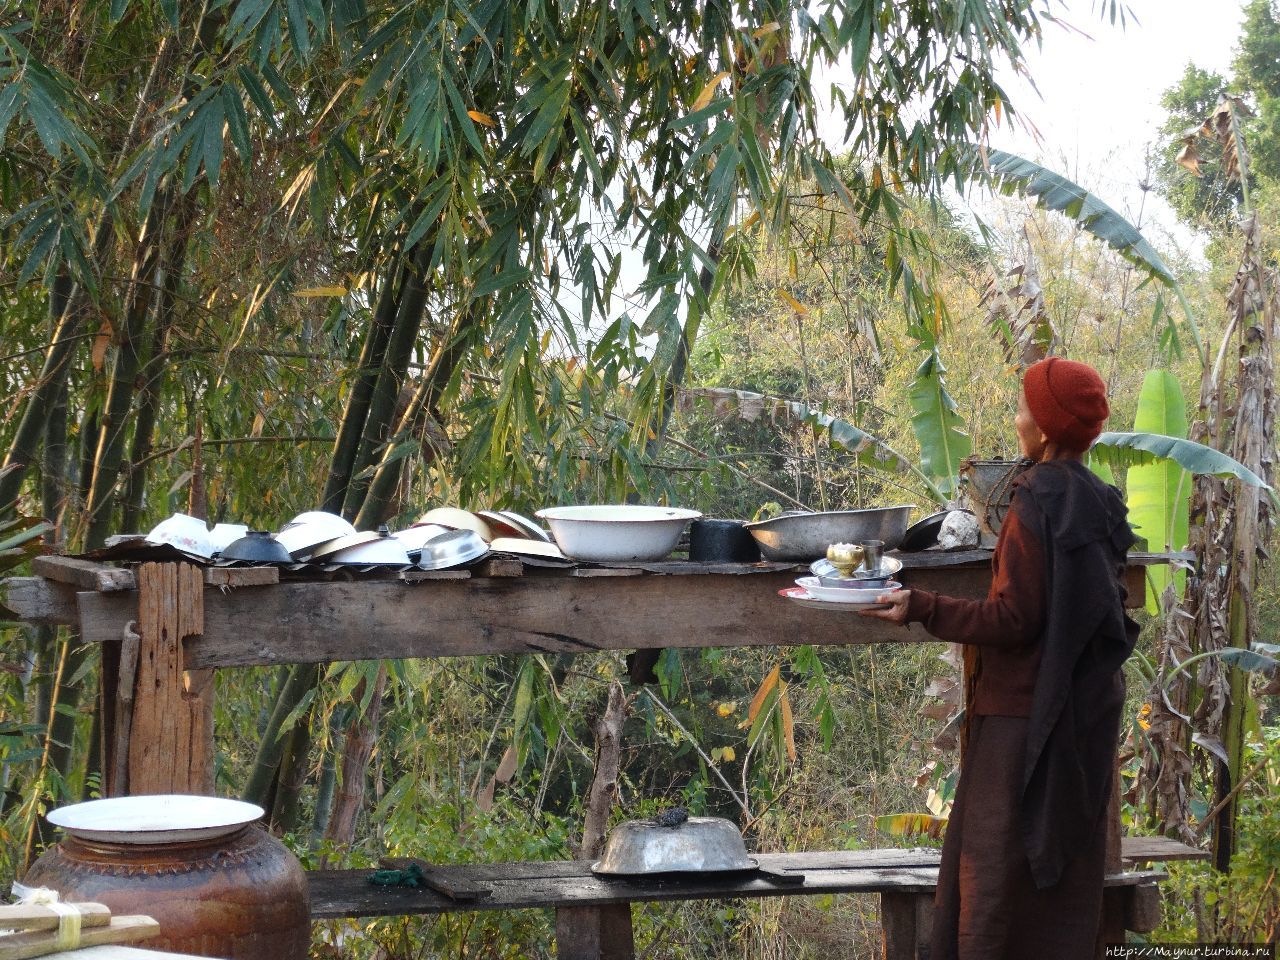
(1, 549, 1188, 960)
(307, 838, 1204, 959)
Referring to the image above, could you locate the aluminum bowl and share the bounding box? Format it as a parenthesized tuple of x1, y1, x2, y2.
(219, 531, 293, 564)
(809, 556, 904, 588)
(591, 816, 755, 876)
(417, 529, 489, 570)
(745, 506, 915, 561)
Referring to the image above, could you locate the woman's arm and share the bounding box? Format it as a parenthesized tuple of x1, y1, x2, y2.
(860, 503, 1046, 648)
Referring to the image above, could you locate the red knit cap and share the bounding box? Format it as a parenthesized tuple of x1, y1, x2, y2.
(1022, 357, 1110, 450)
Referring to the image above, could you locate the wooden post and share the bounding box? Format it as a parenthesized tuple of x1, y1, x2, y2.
(554, 905, 635, 960)
(881, 892, 919, 959)
(1098, 759, 1127, 951)
(125, 562, 213, 795)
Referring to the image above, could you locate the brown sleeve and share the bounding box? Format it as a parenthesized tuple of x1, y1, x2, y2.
(904, 500, 1046, 647)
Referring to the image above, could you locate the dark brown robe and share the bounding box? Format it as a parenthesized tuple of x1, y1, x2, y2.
(906, 459, 1139, 960)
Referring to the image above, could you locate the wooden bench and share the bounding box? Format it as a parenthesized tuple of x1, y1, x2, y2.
(307, 837, 1205, 959)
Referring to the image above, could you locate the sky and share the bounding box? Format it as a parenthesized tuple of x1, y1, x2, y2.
(957, 0, 1246, 251)
(601, 1, 1249, 340)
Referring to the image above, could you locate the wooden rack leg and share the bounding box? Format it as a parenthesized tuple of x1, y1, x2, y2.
(555, 904, 635, 960)
(126, 562, 214, 795)
(881, 891, 931, 960)
(1098, 758, 1127, 951)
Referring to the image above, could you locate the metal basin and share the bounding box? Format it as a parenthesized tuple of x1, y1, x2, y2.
(591, 816, 755, 876)
(745, 505, 915, 561)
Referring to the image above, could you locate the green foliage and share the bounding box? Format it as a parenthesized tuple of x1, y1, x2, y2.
(1156, 731, 1280, 943)
(977, 147, 1201, 358)
(907, 348, 970, 499)
(1156, 64, 1240, 228)
(1126, 370, 1191, 611)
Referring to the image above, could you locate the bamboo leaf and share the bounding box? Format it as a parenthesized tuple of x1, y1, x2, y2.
(691, 71, 730, 112)
(776, 289, 808, 315)
(1126, 371, 1190, 612)
(467, 109, 497, 128)
(742, 664, 780, 727)
(293, 286, 349, 297)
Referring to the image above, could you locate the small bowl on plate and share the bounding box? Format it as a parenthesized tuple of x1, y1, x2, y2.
(795, 576, 901, 604)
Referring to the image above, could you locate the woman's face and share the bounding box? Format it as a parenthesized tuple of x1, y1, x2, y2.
(1016, 392, 1047, 461)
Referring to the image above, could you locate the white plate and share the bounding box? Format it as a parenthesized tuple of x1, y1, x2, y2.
(417, 508, 494, 541)
(47, 795, 264, 844)
(778, 586, 890, 611)
(794, 576, 900, 603)
(490, 537, 567, 560)
(477, 510, 553, 543)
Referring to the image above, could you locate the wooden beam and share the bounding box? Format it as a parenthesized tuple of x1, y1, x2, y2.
(77, 567, 991, 669)
(1, 577, 80, 625)
(33, 556, 136, 592)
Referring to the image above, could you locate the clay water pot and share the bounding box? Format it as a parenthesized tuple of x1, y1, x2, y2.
(24, 798, 309, 960)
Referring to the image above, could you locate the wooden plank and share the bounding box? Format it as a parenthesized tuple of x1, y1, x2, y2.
(0, 916, 159, 960)
(0, 902, 111, 931)
(554, 905, 634, 960)
(1, 577, 80, 625)
(1123, 883, 1162, 933)
(33, 556, 136, 592)
(202, 567, 279, 588)
(306, 854, 1167, 920)
(127, 564, 212, 795)
(77, 567, 999, 668)
(1120, 836, 1209, 863)
(477, 557, 524, 578)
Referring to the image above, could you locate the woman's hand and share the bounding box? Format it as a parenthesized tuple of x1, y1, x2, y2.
(859, 589, 911, 624)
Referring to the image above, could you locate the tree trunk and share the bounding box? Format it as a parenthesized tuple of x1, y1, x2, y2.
(122, 203, 193, 532)
(580, 682, 628, 860)
(242, 663, 320, 808)
(353, 307, 473, 530)
(321, 261, 405, 516)
(323, 662, 388, 848)
(343, 249, 431, 523)
(83, 195, 172, 550)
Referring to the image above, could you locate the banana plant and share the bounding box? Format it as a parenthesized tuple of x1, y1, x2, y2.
(1125, 371, 1192, 613)
(1090, 431, 1270, 488)
(975, 147, 1205, 362)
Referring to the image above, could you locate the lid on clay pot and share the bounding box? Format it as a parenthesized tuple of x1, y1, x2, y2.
(47, 795, 264, 844)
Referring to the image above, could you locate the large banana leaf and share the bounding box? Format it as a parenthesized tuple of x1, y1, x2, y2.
(978, 148, 1204, 360)
(908, 349, 971, 498)
(1126, 371, 1190, 612)
(1092, 432, 1269, 487)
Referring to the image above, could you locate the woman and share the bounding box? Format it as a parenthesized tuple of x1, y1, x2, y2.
(862, 357, 1140, 960)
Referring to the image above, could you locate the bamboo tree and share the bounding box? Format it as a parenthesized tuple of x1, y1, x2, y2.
(321, 260, 406, 516)
(343, 249, 431, 522)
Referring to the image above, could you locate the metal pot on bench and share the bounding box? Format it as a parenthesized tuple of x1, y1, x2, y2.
(591, 809, 801, 886)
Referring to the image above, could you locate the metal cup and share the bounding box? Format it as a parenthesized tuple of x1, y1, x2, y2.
(859, 539, 884, 575)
